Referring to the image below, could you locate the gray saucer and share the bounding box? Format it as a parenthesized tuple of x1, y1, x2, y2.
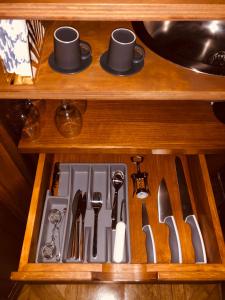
(100, 51, 144, 76)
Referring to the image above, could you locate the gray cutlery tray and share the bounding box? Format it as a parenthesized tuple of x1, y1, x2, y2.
(36, 163, 131, 263)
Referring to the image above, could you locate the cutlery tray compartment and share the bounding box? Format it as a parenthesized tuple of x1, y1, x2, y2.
(36, 163, 131, 263)
(35, 196, 69, 263)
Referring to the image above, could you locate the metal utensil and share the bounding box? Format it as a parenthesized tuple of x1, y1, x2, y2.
(131, 156, 150, 199)
(51, 162, 60, 196)
(73, 192, 84, 259)
(79, 192, 87, 261)
(48, 208, 62, 224)
(113, 199, 126, 263)
(111, 170, 125, 230)
(41, 238, 56, 260)
(41, 208, 66, 261)
(91, 192, 102, 258)
(142, 202, 156, 263)
(158, 178, 182, 263)
(67, 189, 82, 259)
(48, 208, 64, 262)
(175, 157, 207, 263)
(43, 209, 61, 261)
(133, 21, 225, 76)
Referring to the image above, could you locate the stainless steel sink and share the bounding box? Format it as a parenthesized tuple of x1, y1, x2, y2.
(132, 21, 225, 76)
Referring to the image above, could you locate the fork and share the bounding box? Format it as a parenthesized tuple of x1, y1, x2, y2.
(91, 192, 102, 258)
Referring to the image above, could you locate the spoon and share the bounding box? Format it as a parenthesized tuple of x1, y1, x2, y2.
(48, 209, 63, 261)
(111, 170, 125, 230)
(41, 208, 66, 261)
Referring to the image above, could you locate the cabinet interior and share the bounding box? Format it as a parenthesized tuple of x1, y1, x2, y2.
(0, 6, 224, 282)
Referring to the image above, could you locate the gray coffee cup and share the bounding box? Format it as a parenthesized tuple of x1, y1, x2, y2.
(54, 26, 91, 71)
(107, 28, 145, 72)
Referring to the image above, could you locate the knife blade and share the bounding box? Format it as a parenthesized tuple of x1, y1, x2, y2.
(158, 178, 182, 263)
(175, 156, 207, 263)
(67, 189, 82, 259)
(51, 162, 60, 196)
(79, 192, 87, 261)
(142, 202, 157, 263)
(73, 190, 84, 259)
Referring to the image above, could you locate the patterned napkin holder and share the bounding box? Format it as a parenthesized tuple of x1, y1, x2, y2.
(0, 19, 45, 85)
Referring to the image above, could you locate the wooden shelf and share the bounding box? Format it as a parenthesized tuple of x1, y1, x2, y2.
(19, 100, 225, 154)
(1, 0, 225, 20)
(2, 21, 225, 101)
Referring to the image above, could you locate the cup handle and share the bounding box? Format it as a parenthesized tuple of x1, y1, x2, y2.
(133, 44, 145, 64)
(80, 41, 92, 60)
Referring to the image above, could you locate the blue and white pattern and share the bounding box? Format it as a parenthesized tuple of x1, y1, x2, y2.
(0, 19, 32, 77)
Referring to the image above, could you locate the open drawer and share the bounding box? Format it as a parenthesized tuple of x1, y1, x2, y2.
(11, 153, 225, 282)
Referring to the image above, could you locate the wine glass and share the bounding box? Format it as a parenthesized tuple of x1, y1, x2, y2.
(21, 100, 41, 141)
(55, 101, 82, 138)
(2, 99, 42, 142)
(73, 100, 87, 114)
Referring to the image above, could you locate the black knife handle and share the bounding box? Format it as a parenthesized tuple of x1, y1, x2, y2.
(186, 215, 207, 263)
(67, 218, 76, 258)
(79, 220, 85, 261)
(74, 217, 80, 259)
(92, 213, 98, 257)
(142, 224, 157, 263)
(111, 190, 118, 230)
(164, 216, 182, 263)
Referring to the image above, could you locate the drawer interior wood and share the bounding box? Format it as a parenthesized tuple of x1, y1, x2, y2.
(14, 153, 225, 281)
(206, 154, 225, 241)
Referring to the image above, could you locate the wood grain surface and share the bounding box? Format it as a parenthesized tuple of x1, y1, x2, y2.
(19, 100, 225, 154)
(206, 154, 225, 241)
(0, 123, 32, 221)
(18, 154, 53, 269)
(1, 0, 225, 20)
(17, 283, 222, 300)
(0, 122, 33, 185)
(188, 156, 223, 263)
(12, 153, 225, 281)
(0, 122, 33, 298)
(2, 21, 225, 100)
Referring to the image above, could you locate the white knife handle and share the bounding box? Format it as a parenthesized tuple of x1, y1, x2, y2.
(165, 216, 182, 263)
(142, 225, 157, 263)
(186, 215, 207, 263)
(113, 221, 126, 263)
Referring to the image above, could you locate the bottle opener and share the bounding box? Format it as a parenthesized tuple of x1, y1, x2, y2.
(131, 155, 150, 199)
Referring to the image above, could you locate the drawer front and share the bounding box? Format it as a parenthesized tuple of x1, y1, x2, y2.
(11, 153, 225, 282)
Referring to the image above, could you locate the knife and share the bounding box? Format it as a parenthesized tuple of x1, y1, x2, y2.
(79, 192, 87, 261)
(67, 189, 82, 259)
(175, 157, 207, 263)
(113, 199, 126, 263)
(142, 202, 157, 263)
(73, 191, 84, 259)
(158, 178, 182, 263)
(51, 162, 60, 196)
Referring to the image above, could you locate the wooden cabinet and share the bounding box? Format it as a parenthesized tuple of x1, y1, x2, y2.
(0, 122, 33, 295)
(0, 1, 225, 283)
